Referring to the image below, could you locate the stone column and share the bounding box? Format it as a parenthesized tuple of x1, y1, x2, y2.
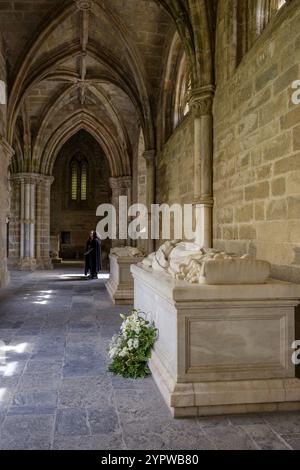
(189, 86, 215, 248)
(36, 175, 54, 269)
(143, 150, 156, 254)
(109, 176, 132, 247)
(9, 173, 53, 270)
(0, 138, 14, 286)
(10, 173, 37, 270)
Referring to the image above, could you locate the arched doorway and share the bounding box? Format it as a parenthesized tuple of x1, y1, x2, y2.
(50, 130, 111, 266)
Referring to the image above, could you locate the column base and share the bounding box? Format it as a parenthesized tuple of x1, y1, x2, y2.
(18, 258, 37, 271)
(0, 265, 10, 288)
(36, 257, 54, 270)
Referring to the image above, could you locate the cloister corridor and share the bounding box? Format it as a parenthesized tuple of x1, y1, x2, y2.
(0, 265, 299, 450)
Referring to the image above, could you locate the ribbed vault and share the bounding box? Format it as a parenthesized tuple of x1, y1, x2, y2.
(1, 0, 218, 180)
(4, 0, 178, 178)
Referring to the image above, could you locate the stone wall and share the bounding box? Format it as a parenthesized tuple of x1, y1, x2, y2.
(156, 115, 194, 206)
(213, 1, 300, 283)
(155, 115, 195, 246)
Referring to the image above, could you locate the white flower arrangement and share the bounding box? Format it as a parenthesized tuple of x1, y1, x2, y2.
(107, 309, 157, 378)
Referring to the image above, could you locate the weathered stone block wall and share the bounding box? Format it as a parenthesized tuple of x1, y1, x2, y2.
(156, 115, 194, 206)
(213, 1, 300, 283)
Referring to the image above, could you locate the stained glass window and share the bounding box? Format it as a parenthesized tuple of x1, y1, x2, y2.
(81, 163, 87, 201)
(70, 156, 88, 202)
(71, 162, 78, 201)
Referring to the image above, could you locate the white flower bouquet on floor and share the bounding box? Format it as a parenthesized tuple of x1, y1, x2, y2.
(108, 309, 157, 378)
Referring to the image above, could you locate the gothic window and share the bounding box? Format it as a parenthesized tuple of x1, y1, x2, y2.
(256, 0, 287, 35)
(278, 0, 287, 9)
(81, 162, 87, 201)
(237, 0, 289, 66)
(70, 155, 88, 203)
(174, 54, 191, 129)
(71, 161, 78, 201)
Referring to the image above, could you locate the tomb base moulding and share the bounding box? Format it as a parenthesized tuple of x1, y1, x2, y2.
(106, 247, 144, 305)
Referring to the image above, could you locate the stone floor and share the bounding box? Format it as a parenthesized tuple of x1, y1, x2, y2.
(0, 264, 300, 450)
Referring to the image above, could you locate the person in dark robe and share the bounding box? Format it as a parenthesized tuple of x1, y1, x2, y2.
(84, 230, 102, 279)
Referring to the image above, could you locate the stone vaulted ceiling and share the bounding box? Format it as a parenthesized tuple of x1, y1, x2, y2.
(0, 0, 175, 176)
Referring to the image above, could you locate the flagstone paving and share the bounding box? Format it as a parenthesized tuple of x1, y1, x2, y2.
(0, 265, 300, 450)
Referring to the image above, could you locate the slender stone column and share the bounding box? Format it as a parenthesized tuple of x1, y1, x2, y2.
(143, 150, 156, 254)
(0, 138, 14, 286)
(189, 86, 215, 248)
(109, 176, 132, 247)
(9, 173, 54, 270)
(36, 175, 54, 269)
(9, 174, 37, 270)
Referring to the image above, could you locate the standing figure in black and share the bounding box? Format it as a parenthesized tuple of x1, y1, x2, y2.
(84, 230, 102, 279)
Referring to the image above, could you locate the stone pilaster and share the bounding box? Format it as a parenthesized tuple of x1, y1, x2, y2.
(189, 86, 215, 248)
(143, 150, 156, 254)
(109, 176, 132, 247)
(0, 138, 14, 286)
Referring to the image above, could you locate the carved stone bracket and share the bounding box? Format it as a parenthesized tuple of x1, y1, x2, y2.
(143, 149, 156, 164)
(188, 85, 215, 117)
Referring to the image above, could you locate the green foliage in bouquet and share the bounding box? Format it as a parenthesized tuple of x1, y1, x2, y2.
(107, 309, 158, 379)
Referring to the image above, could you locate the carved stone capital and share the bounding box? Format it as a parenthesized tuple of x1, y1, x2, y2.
(193, 196, 214, 208)
(189, 85, 215, 117)
(143, 150, 156, 164)
(109, 176, 132, 190)
(38, 174, 55, 189)
(9, 173, 36, 185)
(9, 173, 54, 187)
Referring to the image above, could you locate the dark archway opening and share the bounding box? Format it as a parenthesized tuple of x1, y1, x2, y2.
(50, 130, 111, 266)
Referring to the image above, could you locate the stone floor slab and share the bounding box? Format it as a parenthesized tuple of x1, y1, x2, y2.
(0, 414, 54, 450)
(0, 265, 299, 450)
(55, 409, 90, 436)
